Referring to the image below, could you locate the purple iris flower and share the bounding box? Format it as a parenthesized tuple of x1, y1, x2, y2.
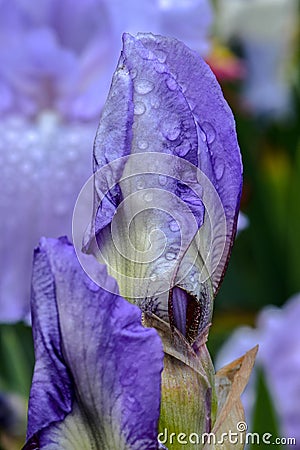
(82, 32, 242, 344)
(0, 0, 213, 120)
(23, 236, 163, 449)
(0, 0, 213, 324)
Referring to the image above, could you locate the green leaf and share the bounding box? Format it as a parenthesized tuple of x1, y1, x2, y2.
(250, 367, 282, 450)
(0, 323, 34, 397)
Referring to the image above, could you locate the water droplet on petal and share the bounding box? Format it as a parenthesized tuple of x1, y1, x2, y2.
(175, 140, 191, 157)
(169, 220, 179, 232)
(165, 251, 176, 261)
(197, 122, 207, 142)
(161, 116, 181, 141)
(126, 395, 140, 412)
(180, 82, 187, 93)
(144, 192, 153, 202)
(155, 63, 166, 74)
(214, 158, 225, 181)
(158, 175, 167, 186)
(138, 140, 149, 150)
(147, 50, 156, 60)
(155, 49, 167, 63)
(135, 79, 154, 95)
(166, 77, 177, 91)
(168, 128, 180, 141)
(136, 177, 145, 190)
(150, 273, 157, 281)
(202, 122, 216, 144)
(130, 68, 138, 79)
(134, 101, 146, 115)
(151, 96, 160, 109)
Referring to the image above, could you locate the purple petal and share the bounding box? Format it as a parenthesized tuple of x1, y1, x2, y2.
(25, 237, 163, 449)
(137, 33, 243, 294)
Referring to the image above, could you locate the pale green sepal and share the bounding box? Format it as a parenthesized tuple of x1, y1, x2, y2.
(143, 313, 217, 450)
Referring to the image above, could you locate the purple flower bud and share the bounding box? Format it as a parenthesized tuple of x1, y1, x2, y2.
(80, 32, 242, 342)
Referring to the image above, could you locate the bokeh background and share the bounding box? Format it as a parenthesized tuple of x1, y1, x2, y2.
(0, 0, 300, 448)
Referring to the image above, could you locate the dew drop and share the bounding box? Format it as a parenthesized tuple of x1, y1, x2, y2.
(136, 177, 145, 190)
(197, 123, 207, 142)
(169, 220, 179, 232)
(134, 101, 146, 115)
(168, 128, 180, 141)
(155, 62, 166, 74)
(138, 140, 149, 150)
(150, 273, 157, 281)
(158, 175, 167, 186)
(130, 69, 138, 79)
(134, 79, 154, 95)
(144, 192, 153, 202)
(126, 395, 139, 412)
(175, 140, 191, 157)
(202, 122, 216, 144)
(151, 96, 160, 109)
(214, 158, 225, 181)
(180, 82, 187, 93)
(147, 50, 156, 60)
(166, 77, 177, 91)
(84, 277, 100, 293)
(155, 49, 167, 63)
(161, 117, 181, 141)
(165, 251, 176, 261)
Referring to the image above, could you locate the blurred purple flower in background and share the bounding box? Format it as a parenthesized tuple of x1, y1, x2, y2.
(0, 0, 213, 120)
(216, 294, 300, 445)
(0, 113, 94, 322)
(0, 0, 213, 322)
